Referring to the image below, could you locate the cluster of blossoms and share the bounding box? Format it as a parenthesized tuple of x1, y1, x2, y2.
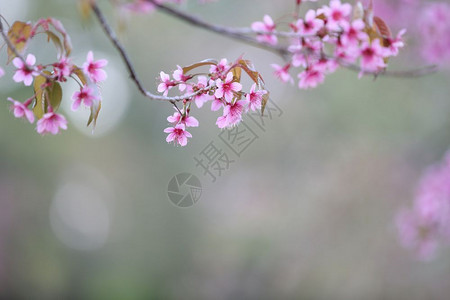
(2, 18, 107, 135)
(158, 58, 268, 146)
(362, 0, 450, 66)
(396, 152, 450, 260)
(251, 0, 405, 89)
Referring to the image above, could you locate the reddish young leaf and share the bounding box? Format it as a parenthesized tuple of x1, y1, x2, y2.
(374, 16, 392, 39)
(6, 21, 32, 63)
(182, 59, 217, 74)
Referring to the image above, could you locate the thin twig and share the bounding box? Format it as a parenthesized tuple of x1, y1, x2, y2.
(147, 0, 437, 78)
(145, 0, 291, 59)
(91, 2, 207, 103)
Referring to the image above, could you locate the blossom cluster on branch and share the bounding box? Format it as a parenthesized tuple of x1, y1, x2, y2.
(158, 58, 268, 146)
(0, 18, 107, 135)
(250, 0, 405, 89)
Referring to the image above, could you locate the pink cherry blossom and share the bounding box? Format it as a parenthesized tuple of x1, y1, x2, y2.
(251, 15, 278, 45)
(294, 10, 324, 36)
(36, 111, 68, 135)
(321, 0, 352, 31)
(216, 99, 248, 129)
(211, 97, 224, 112)
(82, 51, 108, 83)
(164, 123, 192, 146)
(71, 86, 98, 111)
(12, 54, 38, 86)
(246, 83, 267, 111)
(7, 97, 35, 123)
(172, 65, 190, 91)
(359, 39, 387, 73)
(340, 19, 367, 46)
(209, 58, 229, 76)
(384, 29, 406, 57)
(0, 67, 4, 78)
(215, 72, 242, 102)
(189, 76, 213, 108)
(157, 71, 174, 96)
(53, 56, 73, 81)
(298, 66, 326, 89)
(167, 110, 199, 127)
(271, 63, 294, 84)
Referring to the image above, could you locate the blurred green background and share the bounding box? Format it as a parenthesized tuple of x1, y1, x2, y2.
(1, 0, 450, 299)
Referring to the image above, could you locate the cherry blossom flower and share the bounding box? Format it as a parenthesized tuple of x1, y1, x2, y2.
(246, 83, 267, 111)
(53, 56, 73, 81)
(359, 39, 387, 73)
(298, 66, 326, 89)
(7, 97, 35, 123)
(340, 19, 367, 46)
(271, 63, 294, 84)
(251, 15, 278, 45)
(0, 67, 4, 78)
(384, 29, 406, 57)
(321, 0, 352, 31)
(71, 86, 98, 111)
(188, 76, 213, 108)
(216, 99, 248, 129)
(215, 72, 242, 102)
(209, 58, 229, 77)
(36, 111, 68, 135)
(164, 123, 192, 146)
(12, 54, 38, 86)
(157, 71, 174, 96)
(293, 9, 324, 36)
(82, 51, 108, 83)
(172, 65, 190, 91)
(167, 110, 199, 127)
(211, 97, 224, 112)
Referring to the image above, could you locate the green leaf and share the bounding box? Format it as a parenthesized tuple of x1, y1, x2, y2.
(33, 75, 47, 119)
(47, 81, 63, 111)
(32, 76, 63, 118)
(45, 31, 64, 58)
(87, 100, 101, 128)
(72, 66, 88, 86)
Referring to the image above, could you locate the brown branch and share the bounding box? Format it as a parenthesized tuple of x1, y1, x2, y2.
(91, 2, 207, 103)
(147, 0, 437, 78)
(145, 0, 291, 59)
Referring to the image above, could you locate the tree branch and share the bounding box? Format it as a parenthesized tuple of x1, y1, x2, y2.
(146, 0, 437, 78)
(91, 3, 207, 104)
(145, 0, 291, 59)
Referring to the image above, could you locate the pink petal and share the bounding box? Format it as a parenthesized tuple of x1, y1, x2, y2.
(26, 54, 36, 66)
